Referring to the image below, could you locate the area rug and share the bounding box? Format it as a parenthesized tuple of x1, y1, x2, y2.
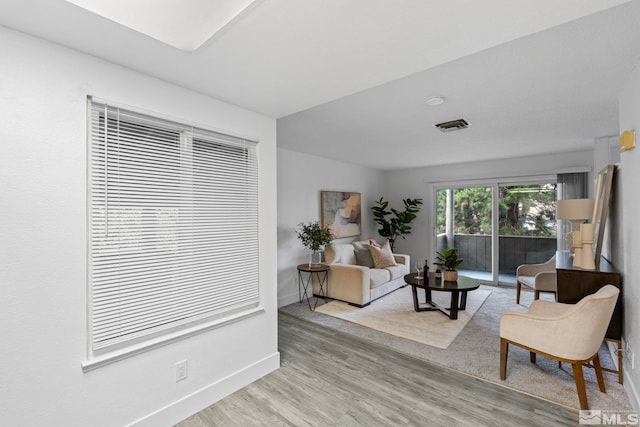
(315, 286, 491, 349)
(280, 285, 632, 411)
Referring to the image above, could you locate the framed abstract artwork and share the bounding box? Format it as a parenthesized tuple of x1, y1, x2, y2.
(320, 191, 361, 238)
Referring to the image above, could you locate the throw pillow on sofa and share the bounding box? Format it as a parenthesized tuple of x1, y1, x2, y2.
(354, 248, 375, 267)
(352, 238, 378, 249)
(324, 243, 357, 265)
(369, 240, 397, 268)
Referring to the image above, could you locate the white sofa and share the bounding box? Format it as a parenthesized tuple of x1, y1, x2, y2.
(312, 240, 410, 307)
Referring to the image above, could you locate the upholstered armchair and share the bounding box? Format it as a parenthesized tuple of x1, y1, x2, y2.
(500, 285, 620, 410)
(516, 254, 557, 304)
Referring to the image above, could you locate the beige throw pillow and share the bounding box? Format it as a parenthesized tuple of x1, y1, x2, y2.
(353, 238, 379, 250)
(368, 240, 397, 269)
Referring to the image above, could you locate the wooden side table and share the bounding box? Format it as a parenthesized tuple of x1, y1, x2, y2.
(297, 263, 330, 311)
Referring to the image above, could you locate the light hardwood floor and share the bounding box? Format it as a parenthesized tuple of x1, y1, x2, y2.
(176, 313, 578, 426)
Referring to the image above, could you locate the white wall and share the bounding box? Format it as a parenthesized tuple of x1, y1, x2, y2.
(381, 151, 594, 271)
(619, 59, 640, 410)
(277, 148, 384, 307)
(0, 27, 278, 426)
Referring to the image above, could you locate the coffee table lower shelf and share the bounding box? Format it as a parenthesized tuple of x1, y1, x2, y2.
(404, 273, 480, 320)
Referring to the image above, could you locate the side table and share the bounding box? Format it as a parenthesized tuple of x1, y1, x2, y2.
(297, 263, 330, 311)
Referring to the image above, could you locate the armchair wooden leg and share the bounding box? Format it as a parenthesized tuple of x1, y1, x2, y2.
(530, 352, 536, 363)
(516, 282, 521, 304)
(572, 362, 589, 410)
(534, 290, 540, 300)
(593, 355, 606, 393)
(500, 338, 508, 380)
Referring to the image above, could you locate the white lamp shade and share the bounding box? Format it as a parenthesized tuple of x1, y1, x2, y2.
(557, 198, 594, 220)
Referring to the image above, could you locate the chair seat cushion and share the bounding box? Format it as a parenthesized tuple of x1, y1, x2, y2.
(519, 273, 557, 292)
(519, 275, 536, 288)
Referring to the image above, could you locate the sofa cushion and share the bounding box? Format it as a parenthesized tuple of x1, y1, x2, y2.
(385, 265, 406, 280)
(369, 268, 391, 288)
(354, 248, 375, 268)
(325, 243, 357, 265)
(369, 241, 397, 269)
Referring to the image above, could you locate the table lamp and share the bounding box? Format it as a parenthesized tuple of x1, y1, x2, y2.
(557, 198, 594, 268)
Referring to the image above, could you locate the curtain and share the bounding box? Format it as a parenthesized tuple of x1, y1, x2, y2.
(556, 172, 588, 251)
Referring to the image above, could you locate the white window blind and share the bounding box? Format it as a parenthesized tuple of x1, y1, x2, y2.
(88, 98, 259, 355)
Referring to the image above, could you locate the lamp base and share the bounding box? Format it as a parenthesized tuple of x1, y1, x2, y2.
(571, 230, 582, 268)
(573, 247, 583, 269)
(580, 240, 596, 270)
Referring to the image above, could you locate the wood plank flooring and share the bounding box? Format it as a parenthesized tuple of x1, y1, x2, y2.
(176, 313, 578, 426)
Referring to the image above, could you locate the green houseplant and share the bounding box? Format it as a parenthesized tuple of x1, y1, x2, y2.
(434, 248, 463, 281)
(371, 197, 423, 251)
(296, 221, 334, 266)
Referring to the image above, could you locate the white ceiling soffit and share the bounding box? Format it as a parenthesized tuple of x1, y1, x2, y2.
(63, 0, 258, 52)
(0, 0, 631, 118)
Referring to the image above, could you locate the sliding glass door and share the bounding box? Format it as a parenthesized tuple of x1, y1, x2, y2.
(434, 179, 557, 285)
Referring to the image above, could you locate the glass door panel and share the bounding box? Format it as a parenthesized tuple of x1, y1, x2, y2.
(435, 186, 493, 281)
(497, 184, 557, 283)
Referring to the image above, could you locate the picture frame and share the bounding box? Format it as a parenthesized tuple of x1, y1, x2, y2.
(320, 191, 362, 238)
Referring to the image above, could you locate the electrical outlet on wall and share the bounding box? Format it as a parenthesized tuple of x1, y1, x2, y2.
(175, 360, 188, 382)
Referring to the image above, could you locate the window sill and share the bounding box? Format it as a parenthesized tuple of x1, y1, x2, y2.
(82, 306, 265, 373)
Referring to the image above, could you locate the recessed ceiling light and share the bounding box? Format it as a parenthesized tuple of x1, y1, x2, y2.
(65, 0, 257, 52)
(426, 95, 445, 106)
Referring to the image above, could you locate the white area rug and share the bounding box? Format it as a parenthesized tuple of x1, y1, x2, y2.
(315, 286, 491, 349)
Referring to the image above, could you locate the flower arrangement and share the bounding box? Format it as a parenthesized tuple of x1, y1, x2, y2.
(296, 221, 334, 252)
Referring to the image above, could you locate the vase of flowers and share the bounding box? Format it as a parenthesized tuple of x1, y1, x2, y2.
(296, 221, 334, 267)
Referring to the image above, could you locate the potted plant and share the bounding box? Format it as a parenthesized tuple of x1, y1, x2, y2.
(296, 221, 334, 266)
(434, 248, 463, 281)
(371, 197, 423, 251)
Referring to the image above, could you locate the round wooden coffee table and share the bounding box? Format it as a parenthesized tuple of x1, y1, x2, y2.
(404, 272, 479, 319)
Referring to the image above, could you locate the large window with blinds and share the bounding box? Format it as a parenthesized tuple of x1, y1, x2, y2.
(87, 97, 259, 359)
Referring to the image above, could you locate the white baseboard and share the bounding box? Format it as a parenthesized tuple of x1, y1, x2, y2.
(128, 352, 280, 427)
(278, 290, 299, 308)
(624, 360, 640, 412)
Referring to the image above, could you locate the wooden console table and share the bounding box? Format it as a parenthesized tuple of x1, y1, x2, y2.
(556, 251, 623, 383)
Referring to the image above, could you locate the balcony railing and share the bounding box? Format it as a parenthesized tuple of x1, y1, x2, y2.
(437, 233, 557, 275)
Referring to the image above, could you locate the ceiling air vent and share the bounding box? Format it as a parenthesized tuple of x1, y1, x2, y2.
(434, 118, 470, 132)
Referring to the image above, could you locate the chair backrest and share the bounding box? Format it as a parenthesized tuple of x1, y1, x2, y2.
(562, 285, 619, 360)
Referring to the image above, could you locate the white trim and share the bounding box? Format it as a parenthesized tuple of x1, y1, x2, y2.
(624, 361, 640, 412)
(82, 306, 265, 372)
(423, 166, 590, 185)
(126, 351, 280, 427)
(278, 290, 301, 308)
